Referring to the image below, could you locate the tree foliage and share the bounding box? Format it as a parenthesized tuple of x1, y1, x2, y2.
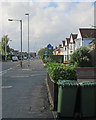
(1, 35, 10, 55)
(38, 47, 49, 59)
(70, 47, 92, 67)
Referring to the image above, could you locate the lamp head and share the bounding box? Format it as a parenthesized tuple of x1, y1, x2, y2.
(25, 13, 29, 15)
(8, 19, 13, 21)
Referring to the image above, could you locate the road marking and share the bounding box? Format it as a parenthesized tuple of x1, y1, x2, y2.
(30, 74, 45, 77)
(0, 68, 12, 75)
(10, 75, 29, 78)
(22, 69, 31, 71)
(2, 86, 12, 89)
(0, 60, 32, 75)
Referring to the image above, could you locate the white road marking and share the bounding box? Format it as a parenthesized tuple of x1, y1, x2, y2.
(0, 68, 12, 75)
(2, 86, 12, 89)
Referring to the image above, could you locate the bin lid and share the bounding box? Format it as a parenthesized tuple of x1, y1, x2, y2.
(57, 80, 79, 87)
(79, 81, 96, 87)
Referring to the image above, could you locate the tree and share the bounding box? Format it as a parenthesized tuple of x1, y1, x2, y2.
(70, 47, 92, 67)
(1, 35, 10, 55)
(38, 47, 48, 59)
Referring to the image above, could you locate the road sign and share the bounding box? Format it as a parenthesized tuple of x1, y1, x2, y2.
(47, 44, 52, 50)
(45, 51, 47, 55)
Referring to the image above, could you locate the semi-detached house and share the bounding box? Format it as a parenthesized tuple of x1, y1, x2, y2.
(75, 28, 96, 50)
(69, 33, 77, 60)
(53, 28, 96, 63)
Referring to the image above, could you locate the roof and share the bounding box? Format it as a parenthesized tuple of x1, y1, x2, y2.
(59, 44, 62, 48)
(66, 38, 70, 44)
(79, 28, 96, 39)
(70, 33, 77, 43)
(62, 41, 65, 46)
(88, 50, 93, 53)
(72, 34, 77, 40)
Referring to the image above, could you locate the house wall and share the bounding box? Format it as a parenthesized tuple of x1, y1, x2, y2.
(69, 43, 75, 54)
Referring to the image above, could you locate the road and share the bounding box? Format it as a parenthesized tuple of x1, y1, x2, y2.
(2, 59, 53, 119)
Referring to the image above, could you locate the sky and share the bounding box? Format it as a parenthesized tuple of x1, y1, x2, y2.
(0, 0, 95, 52)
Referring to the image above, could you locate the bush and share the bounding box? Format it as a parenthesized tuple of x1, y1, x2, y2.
(45, 63, 77, 83)
(70, 47, 92, 67)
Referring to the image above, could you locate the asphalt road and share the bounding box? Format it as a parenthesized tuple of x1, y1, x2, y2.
(2, 59, 53, 119)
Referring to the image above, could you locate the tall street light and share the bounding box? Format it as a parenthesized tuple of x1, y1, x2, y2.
(5, 36, 7, 62)
(8, 18, 23, 67)
(25, 13, 30, 67)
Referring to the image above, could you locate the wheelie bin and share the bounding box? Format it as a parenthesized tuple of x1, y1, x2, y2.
(80, 81, 96, 117)
(57, 80, 79, 117)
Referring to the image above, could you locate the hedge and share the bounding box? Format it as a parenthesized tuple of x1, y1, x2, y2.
(45, 63, 77, 83)
(43, 55, 64, 63)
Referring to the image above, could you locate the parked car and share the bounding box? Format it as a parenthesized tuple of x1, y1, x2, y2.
(30, 57, 34, 60)
(12, 56, 18, 62)
(23, 56, 27, 60)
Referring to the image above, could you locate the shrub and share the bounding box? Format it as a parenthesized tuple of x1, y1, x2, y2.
(70, 47, 92, 67)
(45, 63, 77, 83)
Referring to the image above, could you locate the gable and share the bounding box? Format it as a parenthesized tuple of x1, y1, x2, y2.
(77, 29, 82, 39)
(70, 35, 73, 43)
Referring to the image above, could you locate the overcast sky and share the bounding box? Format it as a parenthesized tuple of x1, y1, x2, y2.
(0, 0, 95, 52)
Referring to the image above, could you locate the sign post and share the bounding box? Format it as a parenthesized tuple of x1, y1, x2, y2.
(47, 44, 52, 62)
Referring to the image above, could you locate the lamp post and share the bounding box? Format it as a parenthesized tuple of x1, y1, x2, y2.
(8, 19, 23, 67)
(25, 13, 30, 67)
(5, 36, 7, 61)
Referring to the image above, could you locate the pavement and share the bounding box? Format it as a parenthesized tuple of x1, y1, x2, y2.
(2, 59, 54, 119)
(1, 59, 96, 120)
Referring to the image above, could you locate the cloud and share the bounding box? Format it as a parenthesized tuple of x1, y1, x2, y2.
(1, 2, 94, 52)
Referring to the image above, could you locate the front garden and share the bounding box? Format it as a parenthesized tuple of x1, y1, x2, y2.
(39, 47, 96, 119)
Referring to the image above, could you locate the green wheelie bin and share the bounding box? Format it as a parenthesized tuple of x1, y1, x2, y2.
(80, 81, 96, 117)
(57, 80, 79, 117)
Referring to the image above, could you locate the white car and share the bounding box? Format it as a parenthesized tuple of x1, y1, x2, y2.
(12, 56, 18, 61)
(23, 56, 27, 60)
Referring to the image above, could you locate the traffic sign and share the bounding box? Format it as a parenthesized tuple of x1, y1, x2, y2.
(47, 44, 52, 50)
(45, 51, 47, 55)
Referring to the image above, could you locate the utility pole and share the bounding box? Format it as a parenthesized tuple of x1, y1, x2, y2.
(20, 20, 22, 67)
(25, 13, 30, 67)
(5, 36, 7, 62)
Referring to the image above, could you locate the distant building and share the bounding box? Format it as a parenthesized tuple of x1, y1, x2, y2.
(64, 38, 70, 62)
(69, 33, 77, 59)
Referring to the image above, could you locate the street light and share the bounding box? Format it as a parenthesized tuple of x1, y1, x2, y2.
(25, 13, 30, 67)
(8, 18, 23, 67)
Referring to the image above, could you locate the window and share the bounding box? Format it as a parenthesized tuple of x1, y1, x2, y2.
(70, 43, 72, 50)
(70, 51, 73, 53)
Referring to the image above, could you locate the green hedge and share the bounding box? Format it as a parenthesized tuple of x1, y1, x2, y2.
(45, 63, 77, 83)
(43, 55, 64, 63)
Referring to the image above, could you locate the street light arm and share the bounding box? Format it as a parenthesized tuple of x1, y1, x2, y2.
(8, 19, 21, 22)
(25, 13, 29, 15)
(8, 19, 13, 21)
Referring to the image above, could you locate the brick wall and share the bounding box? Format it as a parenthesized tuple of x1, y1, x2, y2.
(75, 67, 96, 82)
(89, 49, 96, 67)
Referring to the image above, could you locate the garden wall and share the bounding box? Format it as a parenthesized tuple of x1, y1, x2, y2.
(47, 73, 58, 111)
(75, 67, 96, 82)
(89, 49, 96, 67)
